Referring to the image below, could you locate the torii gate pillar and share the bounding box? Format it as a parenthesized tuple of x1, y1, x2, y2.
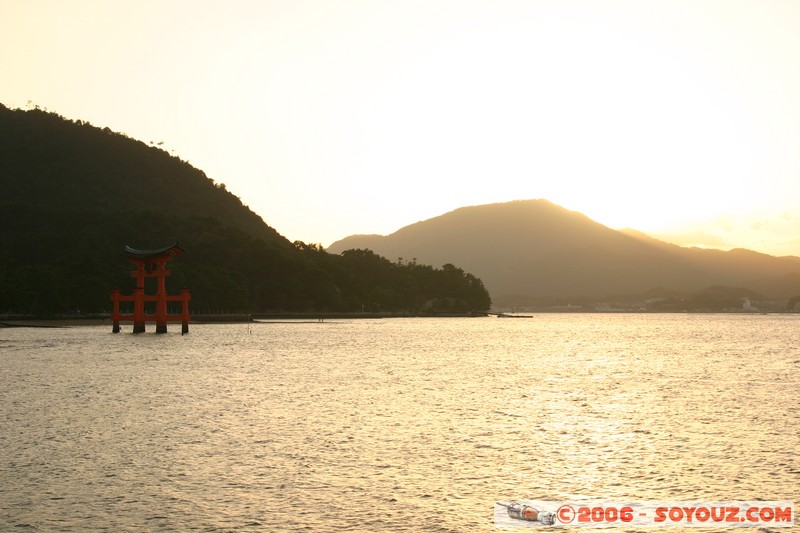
(111, 243, 191, 334)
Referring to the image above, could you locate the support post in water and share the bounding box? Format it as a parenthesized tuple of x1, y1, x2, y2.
(110, 243, 191, 334)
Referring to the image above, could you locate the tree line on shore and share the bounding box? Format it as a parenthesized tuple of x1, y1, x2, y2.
(0, 104, 491, 316)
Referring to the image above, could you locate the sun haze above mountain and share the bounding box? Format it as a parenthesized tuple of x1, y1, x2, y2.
(3, 2, 800, 253)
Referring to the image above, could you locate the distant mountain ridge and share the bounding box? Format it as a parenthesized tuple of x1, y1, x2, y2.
(328, 200, 800, 305)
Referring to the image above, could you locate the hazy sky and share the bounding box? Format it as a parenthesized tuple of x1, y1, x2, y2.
(3, 0, 800, 255)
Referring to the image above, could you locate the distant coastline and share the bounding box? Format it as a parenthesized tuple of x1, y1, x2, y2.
(1, 308, 792, 328)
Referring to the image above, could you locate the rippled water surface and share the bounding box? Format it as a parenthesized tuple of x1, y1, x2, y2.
(1, 315, 799, 531)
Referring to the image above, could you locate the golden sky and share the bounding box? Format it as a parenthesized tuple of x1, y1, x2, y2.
(3, 0, 800, 254)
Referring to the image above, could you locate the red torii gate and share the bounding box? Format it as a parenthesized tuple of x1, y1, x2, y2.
(111, 243, 191, 334)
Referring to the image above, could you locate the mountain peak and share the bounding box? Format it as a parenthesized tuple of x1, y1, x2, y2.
(329, 200, 800, 304)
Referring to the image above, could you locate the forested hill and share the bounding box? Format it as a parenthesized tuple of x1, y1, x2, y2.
(0, 104, 490, 315)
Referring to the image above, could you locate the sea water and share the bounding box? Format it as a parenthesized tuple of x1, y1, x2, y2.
(1, 315, 798, 531)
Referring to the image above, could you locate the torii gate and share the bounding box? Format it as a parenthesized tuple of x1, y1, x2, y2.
(111, 243, 191, 334)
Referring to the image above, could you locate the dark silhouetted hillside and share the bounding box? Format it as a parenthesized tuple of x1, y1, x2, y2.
(0, 104, 490, 315)
(328, 200, 800, 306)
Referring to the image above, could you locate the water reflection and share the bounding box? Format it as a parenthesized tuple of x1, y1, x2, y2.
(0, 315, 798, 531)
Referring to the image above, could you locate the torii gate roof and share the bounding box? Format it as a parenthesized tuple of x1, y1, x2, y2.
(124, 242, 185, 260)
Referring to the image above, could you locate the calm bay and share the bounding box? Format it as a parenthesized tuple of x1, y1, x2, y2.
(1, 315, 798, 531)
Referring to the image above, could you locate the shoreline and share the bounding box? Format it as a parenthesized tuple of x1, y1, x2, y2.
(1, 310, 791, 328)
(0, 312, 487, 328)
